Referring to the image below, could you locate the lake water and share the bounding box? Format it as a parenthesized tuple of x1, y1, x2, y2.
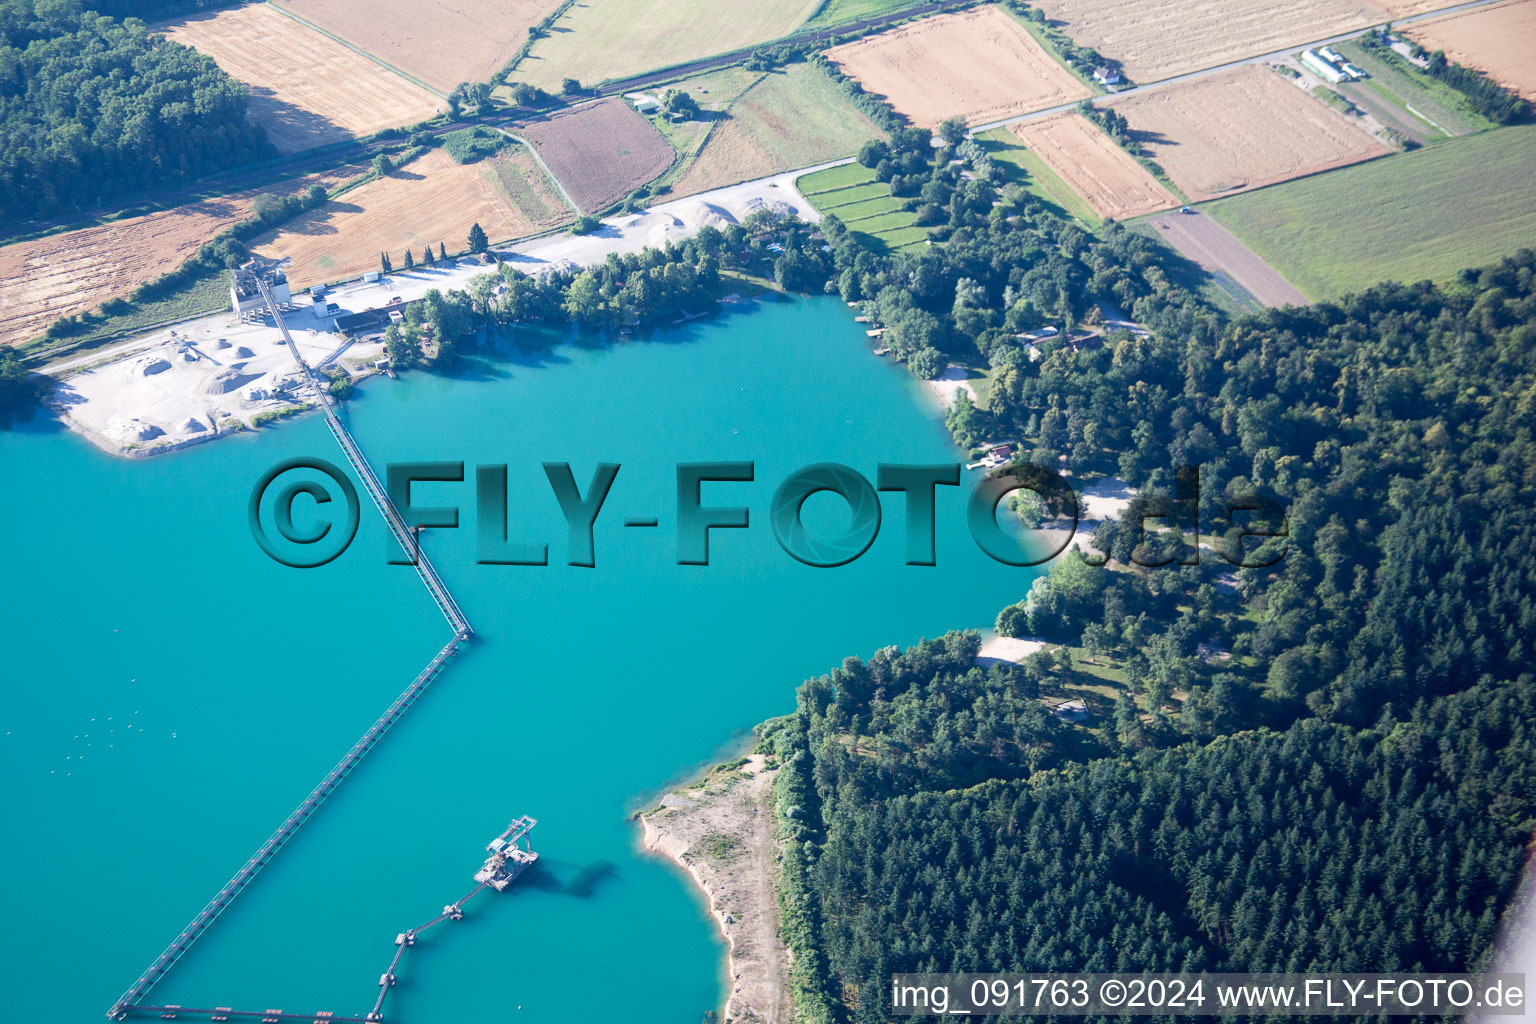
(0, 295, 1038, 1022)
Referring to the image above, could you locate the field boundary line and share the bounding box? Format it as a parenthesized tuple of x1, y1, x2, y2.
(581, 0, 973, 94)
(498, 130, 581, 217)
(262, 1, 448, 98)
(1002, 5, 1105, 95)
(652, 71, 771, 193)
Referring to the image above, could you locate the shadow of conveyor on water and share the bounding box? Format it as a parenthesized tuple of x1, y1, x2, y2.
(521, 858, 618, 898)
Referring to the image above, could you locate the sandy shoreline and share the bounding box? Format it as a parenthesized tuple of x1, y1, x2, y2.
(639, 753, 792, 1024)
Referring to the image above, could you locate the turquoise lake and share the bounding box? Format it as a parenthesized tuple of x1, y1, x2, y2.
(0, 295, 1038, 1022)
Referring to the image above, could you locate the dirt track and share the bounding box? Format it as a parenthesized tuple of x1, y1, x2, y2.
(1149, 210, 1310, 307)
(826, 6, 1092, 125)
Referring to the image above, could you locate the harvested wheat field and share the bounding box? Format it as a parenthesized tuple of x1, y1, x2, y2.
(1373, 0, 1466, 14)
(1406, 0, 1536, 101)
(279, 0, 561, 92)
(253, 148, 568, 287)
(671, 65, 884, 198)
(516, 98, 674, 213)
(825, 6, 1092, 126)
(1009, 113, 1176, 220)
(1031, 0, 1389, 82)
(0, 165, 361, 346)
(160, 4, 440, 153)
(1111, 66, 1389, 202)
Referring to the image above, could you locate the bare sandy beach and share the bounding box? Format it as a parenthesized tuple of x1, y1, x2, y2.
(639, 754, 792, 1024)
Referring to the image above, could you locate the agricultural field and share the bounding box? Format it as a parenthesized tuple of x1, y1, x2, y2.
(512, 0, 821, 92)
(1205, 123, 1536, 300)
(1111, 66, 1389, 202)
(277, 0, 561, 92)
(252, 148, 568, 287)
(824, 6, 1093, 126)
(1405, 0, 1536, 101)
(1007, 113, 1176, 220)
(797, 164, 926, 253)
(669, 64, 884, 198)
(159, 5, 440, 154)
(0, 165, 362, 346)
(1029, 0, 1389, 82)
(516, 98, 675, 213)
(975, 128, 1103, 228)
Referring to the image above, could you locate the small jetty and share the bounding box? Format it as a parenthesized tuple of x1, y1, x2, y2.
(115, 818, 538, 1024)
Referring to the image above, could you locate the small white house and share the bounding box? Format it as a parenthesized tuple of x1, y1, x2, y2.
(1093, 66, 1123, 85)
(627, 93, 662, 115)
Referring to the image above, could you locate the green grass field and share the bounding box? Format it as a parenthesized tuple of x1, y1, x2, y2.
(1206, 124, 1536, 300)
(975, 127, 1103, 230)
(665, 63, 883, 197)
(797, 162, 877, 193)
(513, 0, 822, 91)
(815, 182, 889, 207)
(1335, 41, 1491, 137)
(830, 195, 905, 220)
(805, 0, 913, 28)
(798, 163, 924, 253)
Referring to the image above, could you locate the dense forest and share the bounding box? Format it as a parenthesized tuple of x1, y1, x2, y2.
(763, 638, 1536, 1022)
(736, 115, 1536, 1020)
(0, 0, 270, 225)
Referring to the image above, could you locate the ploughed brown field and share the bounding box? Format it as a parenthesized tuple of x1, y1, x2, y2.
(515, 98, 674, 214)
(160, 4, 440, 154)
(253, 148, 569, 288)
(1030, 0, 1392, 82)
(276, 0, 563, 93)
(1405, 0, 1536, 101)
(825, 6, 1093, 126)
(1008, 113, 1176, 220)
(1110, 66, 1389, 202)
(0, 165, 362, 346)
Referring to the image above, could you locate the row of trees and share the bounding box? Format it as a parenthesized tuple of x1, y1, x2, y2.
(0, 0, 272, 225)
(380, 242, 450, 275)
(1420, 47, 1531, 123)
